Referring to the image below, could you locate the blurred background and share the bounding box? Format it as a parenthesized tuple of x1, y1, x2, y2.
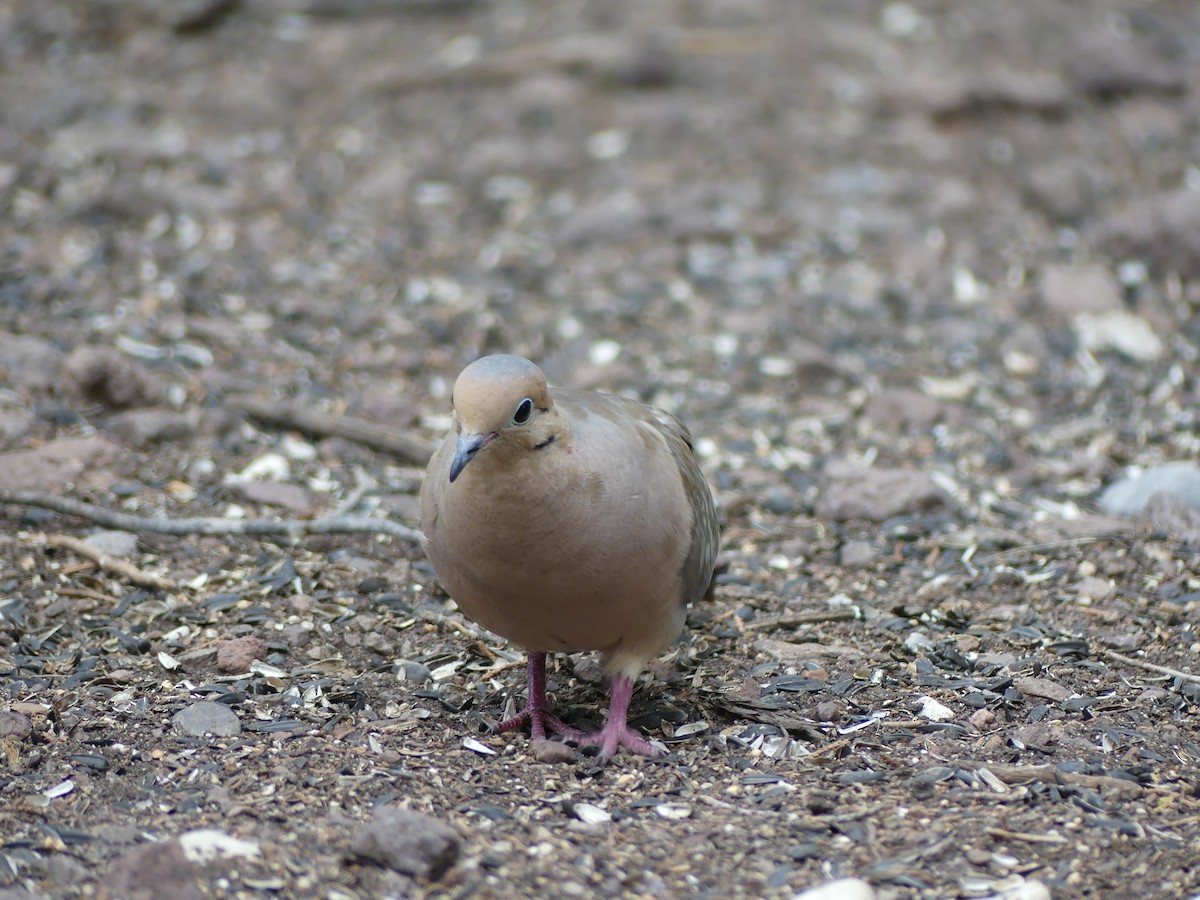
(3, 2, 1200, 896)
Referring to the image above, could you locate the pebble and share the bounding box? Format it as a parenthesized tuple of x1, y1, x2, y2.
(172, 700, 241, 737)
(531, 737, 577, 765)
(1073, 576, 1115, 603)
(230, 480, 312, 514)
(902, 631, 935, 655)
(571, 803, 612, 825)
(816, 464, 950, 522)
(816, 701, 841, 722)
(1012, 676, 1071, 703)
(0, 709, 33, 740)
(1073, 310, 1163, 362)
(863, 388, 943, 431)
(1098, 462, 1200, 516)
(0, 405, 33, 444)
(760, 486, 797, 515)
(0, 331, 66, 392)
(106, 408, 199, 447)
(84, 530, 139, 558)
(0, 435, 122, 491)
(347, 806, 461, 879)
(395, 660, 432, 683)
(216, 636, 268, 674)
(1093, 185, 1200, 280)
(917, 695, 954, 721)
(839, 540, 879, 569)
(1022, 160, 1096, 222)
(969, 708, 998, 730)
(103, 839, 204, 900)
(793, 877, 877, 900)
(178, 829, 260, 864)
(1037, 263, 1122, 317)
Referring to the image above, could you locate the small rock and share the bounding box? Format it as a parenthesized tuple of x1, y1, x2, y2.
(1073, 310, 1163, 362)
(0, 435, 123, 491)
(1093, 186, 1200, 280)
(1037, 263, 1123, 317)
(969, 708, 998, 730)
(917, 695, 954, 721)
(990, 878, 1052, 900)
(571, 802, 611, 824)
(557, 193, 651, 247)
(1074, 576, 1115, 603)
(348, 806, 461, 880)
(63, 346, 160, 410)
(0, 331, 65, 392)
(172, 701, 241, 737)
(1099, 462, 1200, 516)
(839, 540, 879, 569)
(0, 405, 33, 445)
(816, 464, 950, 522)
(216, 637, 268, 674)
(176, 646, 219, 675)
(902, 631, 936, 655)
(106, 408, 199, 446)
(863, 388, 943, 431)
(230, 480, 312, 514)
(395, 660, 432, 683)
(84, 530, 140, 558)
(815, 700, 841, 722)
(760, 486, 796, 515)
(0, 709, 33, 740)
(103, 839, 204, 900)
(358, 384, 419, 430)
(965, 846, 992, 866)
(1013, 676, 1072, 703)
(280, 624, 312, 648)
(531, 737, 577, 764)
(1022, 160, 1097, 222)
(177, 829, 260, 864)
(793, 877, 877, 900)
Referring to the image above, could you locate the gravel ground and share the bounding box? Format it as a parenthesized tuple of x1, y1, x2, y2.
(3, 1, 1200, 897)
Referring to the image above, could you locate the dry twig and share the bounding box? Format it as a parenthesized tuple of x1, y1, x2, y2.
(226, 395, 433, 465)
(0, 489, 423, 543)
(744, 609, 859, 631)
(44, 533, 177, 591)
(1102, 649, 1200, 686)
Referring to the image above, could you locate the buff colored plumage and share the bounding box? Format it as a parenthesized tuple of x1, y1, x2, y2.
(419, 355, 719, 758)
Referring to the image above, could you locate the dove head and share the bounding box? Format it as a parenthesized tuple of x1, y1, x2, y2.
(448, 355, 557, 482)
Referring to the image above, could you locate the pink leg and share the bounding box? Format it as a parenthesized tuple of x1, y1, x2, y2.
(581, 673, 661, 759)
(496, 651, 585, 742)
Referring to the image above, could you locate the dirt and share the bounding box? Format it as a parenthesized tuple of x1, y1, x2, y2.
(2, 1, 1200, 897)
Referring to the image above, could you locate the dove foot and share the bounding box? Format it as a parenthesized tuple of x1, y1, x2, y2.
(581, 673, 661, 759)
(496, 651, 586, 742)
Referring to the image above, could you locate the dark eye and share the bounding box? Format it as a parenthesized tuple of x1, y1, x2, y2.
(511, 397, 534, 425)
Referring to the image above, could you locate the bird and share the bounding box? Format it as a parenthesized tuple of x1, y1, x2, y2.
(419, 354, 719, 759)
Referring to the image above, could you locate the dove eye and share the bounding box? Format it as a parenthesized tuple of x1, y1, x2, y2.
(511, 397, 534, 425)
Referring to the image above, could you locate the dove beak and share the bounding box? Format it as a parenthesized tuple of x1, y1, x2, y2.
(449, 432, 492, 483)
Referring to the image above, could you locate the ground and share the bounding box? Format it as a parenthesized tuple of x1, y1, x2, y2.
(2, 0, 1200, 897)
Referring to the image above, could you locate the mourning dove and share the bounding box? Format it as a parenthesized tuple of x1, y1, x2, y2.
(420, 355, 720, 758)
